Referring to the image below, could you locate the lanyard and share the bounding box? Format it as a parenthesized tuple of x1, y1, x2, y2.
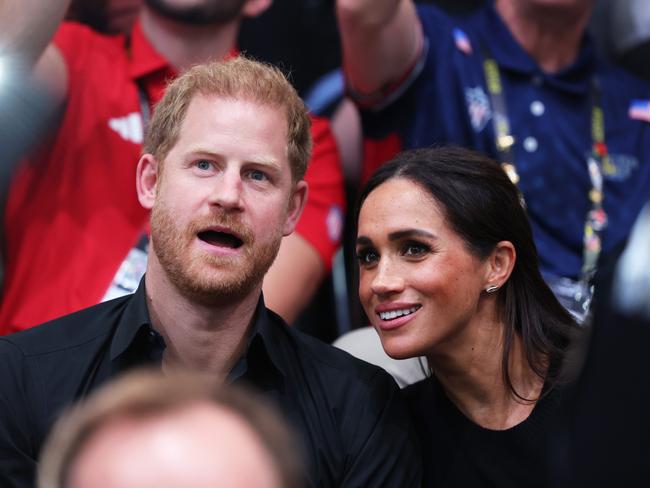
(481, 56, 608, 284)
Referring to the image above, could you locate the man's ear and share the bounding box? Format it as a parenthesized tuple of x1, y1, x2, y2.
(282, 180, 308, 236)
(242, 0, 272, 18)
(136, 154, 159, 210)
(484, 240, 516, 290)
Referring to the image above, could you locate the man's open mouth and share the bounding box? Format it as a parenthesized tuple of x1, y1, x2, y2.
(197, 230, 243, 249)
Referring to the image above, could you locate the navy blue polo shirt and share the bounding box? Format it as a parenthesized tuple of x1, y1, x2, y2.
(360, 3, 650, 280)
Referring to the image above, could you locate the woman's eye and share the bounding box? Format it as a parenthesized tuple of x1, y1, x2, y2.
(403, 242, 429, 257)
(356, 248, 379, 265)
(196, 160, 212, 171)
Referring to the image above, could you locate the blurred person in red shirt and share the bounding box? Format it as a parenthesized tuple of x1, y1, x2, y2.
(0, 0, 344, 333)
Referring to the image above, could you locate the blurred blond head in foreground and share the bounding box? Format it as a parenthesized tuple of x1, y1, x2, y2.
(38, 369, 304, 488)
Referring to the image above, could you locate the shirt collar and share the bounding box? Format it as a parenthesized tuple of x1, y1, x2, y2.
(127, 19, 174, 80)
(245, 296, 288, 378)
(110, 278, 153, 361)
(472, 2, 596, 94)
(109, 280, 286, 378)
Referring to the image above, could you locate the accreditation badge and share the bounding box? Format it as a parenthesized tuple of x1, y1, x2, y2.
(543, 273, 594, 325)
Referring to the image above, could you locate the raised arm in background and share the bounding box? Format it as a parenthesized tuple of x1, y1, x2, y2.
(336, 0, 422, 95)
(0, 0, 70, 100)
(263, 233, 324, 324)
(0, 0, 70, 63)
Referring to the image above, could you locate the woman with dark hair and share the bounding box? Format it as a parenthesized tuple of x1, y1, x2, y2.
(355, 146, 577, 487)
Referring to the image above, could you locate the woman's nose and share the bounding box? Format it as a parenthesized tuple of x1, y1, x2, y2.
(370, 260, 405, 296)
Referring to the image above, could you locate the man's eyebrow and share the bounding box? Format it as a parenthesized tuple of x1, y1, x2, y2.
(387, 229, 437, 241)
(244, 157, 283, 171)
(185, 148, 221, 157)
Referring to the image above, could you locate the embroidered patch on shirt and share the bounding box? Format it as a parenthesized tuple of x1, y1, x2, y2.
(602, 153, 639, 181)
(628, 99, 650, 123)
(453, 28, 472, 55)
(465, 86, 491, 132)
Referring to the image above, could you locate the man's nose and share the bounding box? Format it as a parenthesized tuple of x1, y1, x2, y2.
(209, 169, 244, 211)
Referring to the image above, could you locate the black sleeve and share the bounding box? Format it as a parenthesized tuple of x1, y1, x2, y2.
(339, 369, 422, 487)
(0, 339, 38, 488)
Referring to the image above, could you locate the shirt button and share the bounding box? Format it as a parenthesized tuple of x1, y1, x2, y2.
(530, 100, 545, 116)
(523, 136, 538, 152)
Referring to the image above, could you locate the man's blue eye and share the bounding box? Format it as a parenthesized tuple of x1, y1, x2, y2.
(250, 170, 267, 181)
(196, 160, 211, 171)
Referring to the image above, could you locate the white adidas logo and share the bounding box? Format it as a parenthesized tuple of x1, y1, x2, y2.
(108, 112, 143, 144)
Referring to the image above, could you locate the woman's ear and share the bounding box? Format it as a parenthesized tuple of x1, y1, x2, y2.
(136, 154, 159, 210)
(484, 241, 516, 291)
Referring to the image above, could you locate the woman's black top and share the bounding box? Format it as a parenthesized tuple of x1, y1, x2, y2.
(402, 376, 562, 488)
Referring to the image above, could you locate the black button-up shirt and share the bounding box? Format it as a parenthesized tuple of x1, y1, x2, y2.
(0, 281, 421, 487)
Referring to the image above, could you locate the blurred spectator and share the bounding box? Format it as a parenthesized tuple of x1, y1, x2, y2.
(592, 0, 650, 81)
(0, 0, 344, 333)
(337, 0, 650, 322)
(550, 201, 650, 486)
(0, 68, 57, 289)
(38, 370, 304, 488)
(65, 0, 142, 34)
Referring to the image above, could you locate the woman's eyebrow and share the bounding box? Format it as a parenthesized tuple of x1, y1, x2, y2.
(387, 229, 437, 241)
(356, 236, 373, 246)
